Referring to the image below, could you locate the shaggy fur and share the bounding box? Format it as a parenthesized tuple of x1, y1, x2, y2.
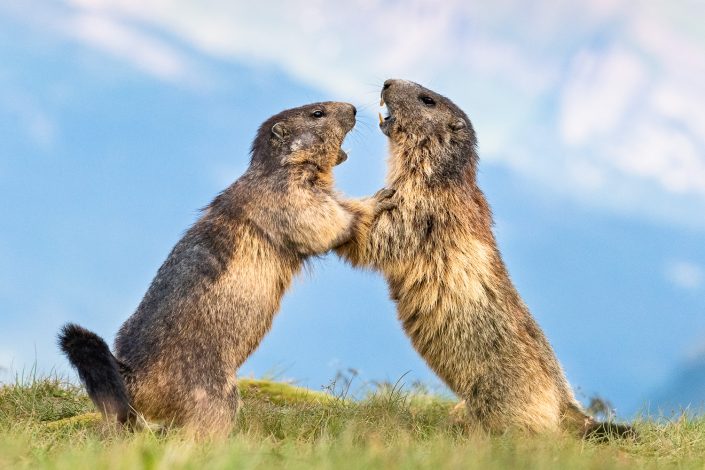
(337, 80, 633, 439)
(58, 323, 131, 423)
(59, 102, 388, 438)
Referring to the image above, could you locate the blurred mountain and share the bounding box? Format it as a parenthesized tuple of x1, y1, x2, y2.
(646, 352, 705, 415)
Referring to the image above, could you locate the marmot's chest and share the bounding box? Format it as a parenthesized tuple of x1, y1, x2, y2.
(374, 197, 448, 253)
(214, 237, 301, 312)
(381, 204, 497, 328)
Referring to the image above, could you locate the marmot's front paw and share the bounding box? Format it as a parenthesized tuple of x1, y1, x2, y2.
(374, 187, 396, 200)
(373, 187, 397, 215)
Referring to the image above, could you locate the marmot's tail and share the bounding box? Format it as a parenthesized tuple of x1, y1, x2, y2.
(564, 402, 636, 442)
(583, 420, 637, 441)
(58, 323, 131, 423)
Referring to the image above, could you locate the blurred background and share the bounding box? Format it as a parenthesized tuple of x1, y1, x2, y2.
(1, 0, 704, 418)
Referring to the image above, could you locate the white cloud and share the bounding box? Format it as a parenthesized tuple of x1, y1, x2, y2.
(666, 261, 704, 291)
(609, 120, 705, 196)
(0, 0, 201, 86)
(60, 11, 196, 85)
(60, 0, 559, 97)
(7, 0, 705, 227)
(560, 47, 646, 147)
(0, 89, 58, 150)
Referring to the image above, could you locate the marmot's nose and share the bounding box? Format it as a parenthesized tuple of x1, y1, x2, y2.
(351, 105, 357, 116)
(383, 79, 394, 90)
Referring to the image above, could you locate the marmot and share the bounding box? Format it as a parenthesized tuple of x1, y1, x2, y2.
(59, 102, 390, 437)
(336, 80, 632, 439)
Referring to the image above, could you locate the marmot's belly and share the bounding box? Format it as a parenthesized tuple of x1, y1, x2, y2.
(396, 294, 484, 369)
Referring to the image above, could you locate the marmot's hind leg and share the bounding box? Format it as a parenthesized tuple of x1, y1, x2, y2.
(182, 385, 241, 439)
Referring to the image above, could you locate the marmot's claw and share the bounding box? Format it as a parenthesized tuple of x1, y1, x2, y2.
(374, 200, 397, 215)
(372, 188, 397, 215)
(374, 187, 396, 200)
(373, 188, 397, 215)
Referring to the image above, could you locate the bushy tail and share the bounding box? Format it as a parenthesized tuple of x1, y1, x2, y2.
(564, 402, 636, 442)
(583, 420, 637, 442)
(58, 323, 131, 423)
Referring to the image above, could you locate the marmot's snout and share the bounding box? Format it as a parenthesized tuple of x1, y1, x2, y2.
(332, 103, 356, 165)
(379, 79, 419, 136)
(329, 102, 357, 134)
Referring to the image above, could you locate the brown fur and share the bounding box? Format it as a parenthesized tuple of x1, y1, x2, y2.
(337, 80, 629, 437)
(62, 102, 389, 438)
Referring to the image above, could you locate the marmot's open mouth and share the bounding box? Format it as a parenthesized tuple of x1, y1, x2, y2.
(378, 97, 394, 136)
(335, 148, 348, 166)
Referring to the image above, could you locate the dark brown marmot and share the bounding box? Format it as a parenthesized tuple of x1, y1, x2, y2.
(59, 102, 390, 438)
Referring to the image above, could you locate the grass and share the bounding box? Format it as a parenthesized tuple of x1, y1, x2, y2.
(0, 375, 704, 469)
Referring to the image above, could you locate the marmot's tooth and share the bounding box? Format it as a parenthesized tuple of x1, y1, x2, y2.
(380, 98, 385, 107)
(378, 112, 384, 124)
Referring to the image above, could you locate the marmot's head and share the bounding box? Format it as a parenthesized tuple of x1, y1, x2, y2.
(251, 102, 356, 171)
(379, 80, 477, 183)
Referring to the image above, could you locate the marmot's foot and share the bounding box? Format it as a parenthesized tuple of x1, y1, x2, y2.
(373, 187, 397, 215)
(449, 399, 468, 425)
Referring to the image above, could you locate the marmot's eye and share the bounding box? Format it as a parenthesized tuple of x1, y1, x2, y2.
(420, 96, 436, 106)
(312, 110, 325, 118)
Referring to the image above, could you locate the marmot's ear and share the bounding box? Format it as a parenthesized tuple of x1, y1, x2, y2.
(450, 119, 466, 132)
(271, 122, 289, 140)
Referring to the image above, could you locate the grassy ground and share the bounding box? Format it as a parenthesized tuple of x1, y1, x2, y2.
(0, 376, 703, 469)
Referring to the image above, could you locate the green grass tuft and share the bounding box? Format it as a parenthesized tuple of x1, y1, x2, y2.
(0, 376, 703, 469)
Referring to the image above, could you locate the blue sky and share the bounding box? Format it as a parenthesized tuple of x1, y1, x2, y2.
(1, 0, 704, 417)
